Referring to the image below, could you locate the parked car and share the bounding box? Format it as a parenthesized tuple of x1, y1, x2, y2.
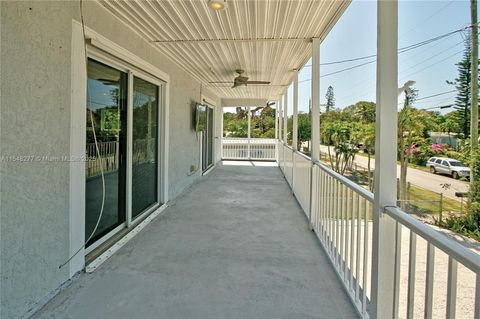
(426, 157, 470, 179)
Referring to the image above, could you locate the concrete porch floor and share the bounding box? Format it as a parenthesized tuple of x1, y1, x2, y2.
(34, 162, 358, 319)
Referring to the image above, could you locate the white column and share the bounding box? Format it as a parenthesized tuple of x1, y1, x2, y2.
(283, 92, 288, 143)
(311, 38, 320, 162)
(293, 71, 299, 151)
(371, 1, 398, 318)
(247, 106, 251, 159)
(278, 97, 283, 141)
(275, 101, 278, 141)
(275, 100, 279, 161)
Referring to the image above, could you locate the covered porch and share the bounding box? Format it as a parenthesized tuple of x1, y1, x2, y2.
(33, 163, 357, 318)
(2, 1, 480, 318)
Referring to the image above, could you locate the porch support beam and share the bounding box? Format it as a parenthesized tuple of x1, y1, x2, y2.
(283, 91, 288, 143)
(371, 1, 398, 318)
(247, 106, 251, 159)
(311, 38, 320, 162)
(275, 100, 279, 141)
(278, 97, 283, 142)
(293, 71, 299, 151)
(152, 38, 311, 44)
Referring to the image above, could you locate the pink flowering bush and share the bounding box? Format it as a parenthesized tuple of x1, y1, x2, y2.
(405, 144, 420, 156)
(431, 143, 442, 154)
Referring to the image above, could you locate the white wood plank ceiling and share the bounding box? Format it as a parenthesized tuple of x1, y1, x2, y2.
(101, 0, 350, 100)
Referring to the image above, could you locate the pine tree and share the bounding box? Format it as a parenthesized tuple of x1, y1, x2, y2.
(448, 36, 478, 138)
(325, 85, 335, 112)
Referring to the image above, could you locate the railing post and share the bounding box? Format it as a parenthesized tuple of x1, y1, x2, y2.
(283, 91, 288, 144)
(311, 38, 320, 163)
(278, 97, 283, 143)
(293, 71, 299, 151)
(292, 72, 299, 191)
(275, 100, 279, 161)
(247, 106, 251, 160)
(371, 1, 398, 318)
(309, 37, 321, 228)
(275, 101, 278, 141)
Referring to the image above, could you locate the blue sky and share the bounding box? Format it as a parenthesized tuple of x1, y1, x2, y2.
(293, 0, 472, 115)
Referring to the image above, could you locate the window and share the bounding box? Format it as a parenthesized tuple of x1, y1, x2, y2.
(435, 159, 443, 164)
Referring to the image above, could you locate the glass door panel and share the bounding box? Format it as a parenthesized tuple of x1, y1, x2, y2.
(202, 106, 214, 172)
(85, 59, 127, 246)
(132, 77, 159, 218)
(207, 107, 214, 168)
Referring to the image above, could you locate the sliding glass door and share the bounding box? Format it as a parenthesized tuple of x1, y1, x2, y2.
(132, 77, 159, 218)
(85, 59, 127, 246)
(202, 106, 214, 172)
(85, 56, 163, 249)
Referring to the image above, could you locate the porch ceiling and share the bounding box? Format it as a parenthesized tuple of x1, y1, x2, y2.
(100, 0, 350, 100)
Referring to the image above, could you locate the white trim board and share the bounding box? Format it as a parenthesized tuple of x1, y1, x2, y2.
(85, 32, 170, 83)
(69, 20, 87, 277)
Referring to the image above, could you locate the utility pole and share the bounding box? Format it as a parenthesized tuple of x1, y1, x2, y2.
(471, 0, 478, 183)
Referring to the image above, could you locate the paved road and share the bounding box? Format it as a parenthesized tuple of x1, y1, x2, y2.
(319, 145, 469, 201)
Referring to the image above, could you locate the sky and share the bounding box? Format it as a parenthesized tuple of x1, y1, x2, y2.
(291, 0, 472, 115)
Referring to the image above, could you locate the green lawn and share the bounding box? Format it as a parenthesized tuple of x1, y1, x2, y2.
(407, 184, 463, 218)
(318, 158, 463, 217)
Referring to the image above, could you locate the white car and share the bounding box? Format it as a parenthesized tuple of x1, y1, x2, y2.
(426, 157, 470, 179)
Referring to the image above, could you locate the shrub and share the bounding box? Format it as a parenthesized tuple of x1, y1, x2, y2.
(440, 149, 480, 241)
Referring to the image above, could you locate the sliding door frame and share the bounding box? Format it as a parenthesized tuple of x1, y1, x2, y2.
(201, 96, 217, 175)
(127, 70, 166, 226)
(83, 40, 169, 254)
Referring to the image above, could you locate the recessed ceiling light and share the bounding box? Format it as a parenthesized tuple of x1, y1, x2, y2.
(208, 0, 226, 10)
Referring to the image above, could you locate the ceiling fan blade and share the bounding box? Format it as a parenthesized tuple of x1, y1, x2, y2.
(208, 81, 233, 84)
(246, 81, 271, 85)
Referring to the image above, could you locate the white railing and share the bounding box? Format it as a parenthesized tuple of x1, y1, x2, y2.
(222, 138, 276, 160)
(278, 140, 285, 172)
(283, 145, 294, 187)
(86, 138, 156, 178)
(86, 141, 118, 178)
(384, 206, 480, 319)
(311, 161, 374, 317)
(292, 151, 311, 215)
(277, 141, 480, 319)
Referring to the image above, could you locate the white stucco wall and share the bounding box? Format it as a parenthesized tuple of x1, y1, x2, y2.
(0, 1, 221, 318)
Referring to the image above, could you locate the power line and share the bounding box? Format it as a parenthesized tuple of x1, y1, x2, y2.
(298, 60, 376, 83)
(399, 40, 464, 75)
(340, 39, 463, 102)
(416, 90, 457, 102)
(397, 90, 457, 106)
(302, 25, 471, 67)
(298, 29, 468, 82)
(415, 94, 457, 105)
(399, 49, 463, 81)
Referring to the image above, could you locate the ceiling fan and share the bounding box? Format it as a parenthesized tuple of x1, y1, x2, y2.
(209, 69, 271, 88)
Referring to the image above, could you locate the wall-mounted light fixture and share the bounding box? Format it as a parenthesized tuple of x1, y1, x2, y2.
(208, 0, 226, 10)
